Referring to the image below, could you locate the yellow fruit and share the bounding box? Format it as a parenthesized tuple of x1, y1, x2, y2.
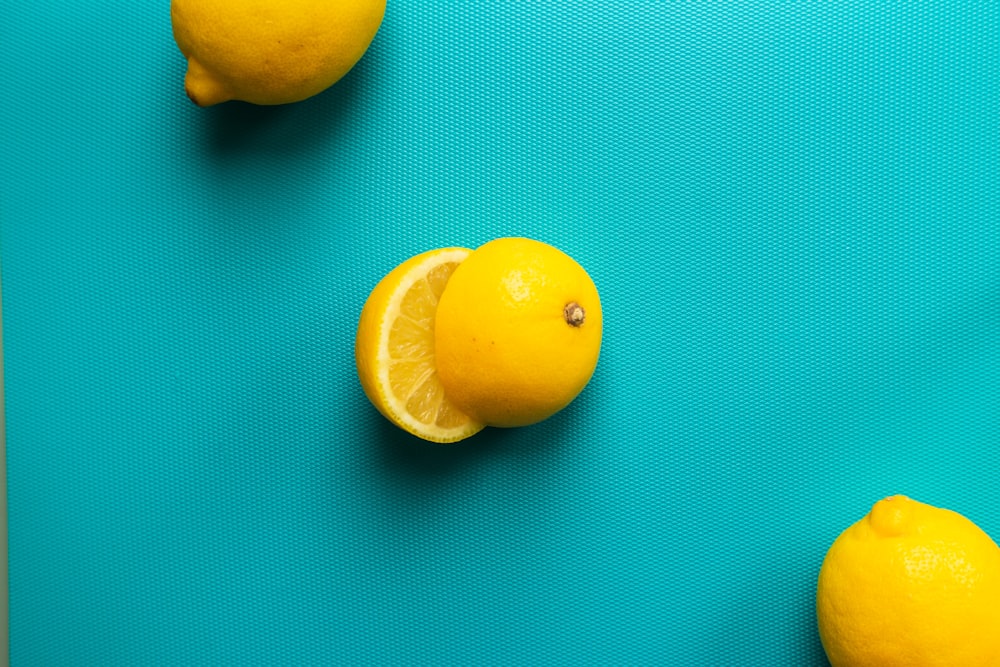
(434, 237, 602, 428)
(355, 247, 485, 443)
(816, 495, 1000, 667)
(170, 0, 385, 106)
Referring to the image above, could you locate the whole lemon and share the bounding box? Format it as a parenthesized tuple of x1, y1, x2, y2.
(434, 237, 603, 428)
(170, 0, 385, 106)
(816, 495, 1000, 667)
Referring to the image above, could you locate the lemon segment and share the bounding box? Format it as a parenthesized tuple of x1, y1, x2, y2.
(355, 248, 485, 443)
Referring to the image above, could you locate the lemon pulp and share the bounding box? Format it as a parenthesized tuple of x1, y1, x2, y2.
(355, 248, 484, 443)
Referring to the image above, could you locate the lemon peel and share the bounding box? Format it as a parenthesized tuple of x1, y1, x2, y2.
(171, 0, 385, 106)
(817, 495, 1000, 667)
(434, 237, 603, 428)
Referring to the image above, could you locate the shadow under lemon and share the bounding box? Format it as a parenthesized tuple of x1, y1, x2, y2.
(200, 63, 368, 157)
(371, 397, 586, 482)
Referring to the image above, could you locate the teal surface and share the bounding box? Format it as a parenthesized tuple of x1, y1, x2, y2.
(2, 2, 998, 664)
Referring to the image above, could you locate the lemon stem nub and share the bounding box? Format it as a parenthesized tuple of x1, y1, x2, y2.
(564, 302, 585, 327)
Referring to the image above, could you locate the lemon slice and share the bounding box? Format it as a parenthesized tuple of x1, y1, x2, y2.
(355, 247, 485, 443)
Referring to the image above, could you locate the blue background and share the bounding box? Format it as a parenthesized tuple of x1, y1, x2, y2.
(2, 1, 998, 664)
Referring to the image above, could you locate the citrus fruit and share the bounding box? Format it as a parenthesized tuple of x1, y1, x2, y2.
(355, 247, 485, 443)
(170, 0, 385, 106)
(434, 237, 603, 428)
(816, 494, 1000, 667)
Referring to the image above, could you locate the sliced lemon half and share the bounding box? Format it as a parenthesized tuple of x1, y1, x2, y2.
(355, 247, 485, 443)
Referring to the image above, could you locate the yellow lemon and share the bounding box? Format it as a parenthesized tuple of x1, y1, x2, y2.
(170, 0, 385, 106)
(816, 495, 1000, 667)
(434, 237, 603, 428)
(355, 247, 485, 443)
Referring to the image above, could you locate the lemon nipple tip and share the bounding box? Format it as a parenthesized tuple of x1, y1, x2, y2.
(183, 58, 233, 107)
(869, 495, 912, 537)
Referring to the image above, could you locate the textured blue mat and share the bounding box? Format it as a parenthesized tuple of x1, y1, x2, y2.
(2, 2, 998, 664)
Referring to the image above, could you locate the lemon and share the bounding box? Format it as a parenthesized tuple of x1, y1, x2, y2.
(435, 237, 603, 428)
(355, 247, 485, 443)
(170, 0, 385, 106)
(816, 495, 1000, 667)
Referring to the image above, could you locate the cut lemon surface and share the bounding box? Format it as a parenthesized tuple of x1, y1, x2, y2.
(355, 247, 485, 443)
